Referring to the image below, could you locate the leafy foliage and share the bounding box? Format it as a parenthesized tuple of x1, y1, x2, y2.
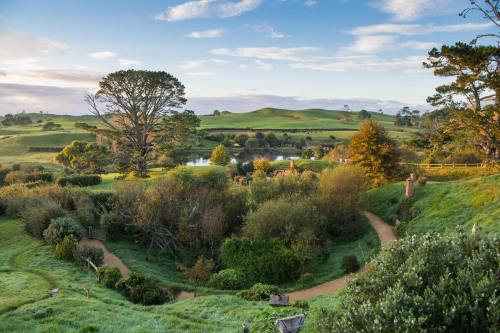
(117, 272, 172, 305)
(56, 141, 111, 173)
(348, 119, 400, 186)
(56, 175, 102, 187)
(74, 244, 104, 267)
(97, 266, 122, 289)
(43, 216, 83, 246)
(54, 235, 78, 261)
(208, 269, 245, 290)
(237, 283, 279, 301)
(210, 144, 230, 166)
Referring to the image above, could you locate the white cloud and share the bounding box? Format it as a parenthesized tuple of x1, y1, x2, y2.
(0, 68, 102, 89)
(156, 0, 214, 21)
(402, 41, 438, 50)
(304, 0, 317, 6)
(118, 58, 142, 68)
(342, 35, 397, 54)
(211, 47, 319, 61)
(155, 0, 262, 22)
(187, 71, 216, 76)
(187, 28, 225, 38)
(351, 22, 494, 36)
(255, 59, 273, 70)
(88, 51, 118, 59)
(0, 26, 68, 66)
(290, 55, 426, 73)
(253, 23, 286, 39)
(373, 0, 457, 21)
(218, 0, 263, 18)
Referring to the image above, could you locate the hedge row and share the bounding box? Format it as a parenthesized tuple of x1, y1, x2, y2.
(56, 175, 102, 187)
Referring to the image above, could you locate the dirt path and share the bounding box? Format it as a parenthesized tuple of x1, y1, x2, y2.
(288, 211, 395, 301)
(79, 211, 394, 302)
(80, 239, 130, 278)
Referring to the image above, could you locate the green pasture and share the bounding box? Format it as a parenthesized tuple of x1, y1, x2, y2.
(365, 174, 500, 236)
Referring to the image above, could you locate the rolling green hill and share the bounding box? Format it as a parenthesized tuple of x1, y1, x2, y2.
(365, 175, 500, 236)
(0, 109, 416, 168)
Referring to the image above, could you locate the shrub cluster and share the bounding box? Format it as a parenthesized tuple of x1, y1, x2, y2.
(96, 266, 122, 288)
(74, 244, 104, 267)
(319, 230, 499, 332)
(116, 273, 172, 305)
(54, 235, 78, 261)
(237, 283, 279, 301)
(341, 255, 360, 273)
(43, 216, 84, 245)
(207, 269, 245, 290)
(56, 175, 102, 187)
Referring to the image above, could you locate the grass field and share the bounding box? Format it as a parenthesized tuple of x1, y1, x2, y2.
(0, 215, 338, 332)
(365, 175, 500, 236)
(0, 109, 416, 168)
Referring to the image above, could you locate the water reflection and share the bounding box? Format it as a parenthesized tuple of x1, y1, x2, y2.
(187, 155, 302, 167)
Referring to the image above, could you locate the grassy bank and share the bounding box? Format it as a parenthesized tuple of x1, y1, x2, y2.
(365, 175, 500, 236)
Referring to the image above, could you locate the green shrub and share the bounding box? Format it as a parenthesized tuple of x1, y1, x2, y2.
(327, 230, 499, 332)
(417, 176, 428, 186)
(12, 164, 21, 171)
(0, 168, 11, 186)
(341, 255, 360, 273)
(294, 300, 310, 311)
(56, 175, 102, 187)
(208, 269, 245, 290)
(117, 273, 172, 305)
(97, 266, 122, 289)
(21, 200, 66, 238)
(43, 217, 84, 246)
(74, 244, 104, 267)
(298, 272, 314, 284)
(237, 283, 279, 301)
(54, 235, 77, 261)
(220, 237, 302, 284)
(397, 196, 419, 222)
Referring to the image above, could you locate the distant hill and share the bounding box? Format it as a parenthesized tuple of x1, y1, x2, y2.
(200, 108, 396, 130)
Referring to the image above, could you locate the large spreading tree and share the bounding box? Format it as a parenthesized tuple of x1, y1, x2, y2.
(86, 70, 187, 176)
(424, 43, 500, 159)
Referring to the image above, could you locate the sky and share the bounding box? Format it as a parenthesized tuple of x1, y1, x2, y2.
(0, 0, 496, 114)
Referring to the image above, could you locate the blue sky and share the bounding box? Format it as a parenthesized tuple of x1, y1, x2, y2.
(0, 0, 496, 114)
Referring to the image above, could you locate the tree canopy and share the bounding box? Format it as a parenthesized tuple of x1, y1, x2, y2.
(86, 70, 187, 175)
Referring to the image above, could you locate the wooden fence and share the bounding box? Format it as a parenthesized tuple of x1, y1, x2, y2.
(398, 162, 495, 168)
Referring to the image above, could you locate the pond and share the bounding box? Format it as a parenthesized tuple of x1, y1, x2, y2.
(186, 154, 303, 167)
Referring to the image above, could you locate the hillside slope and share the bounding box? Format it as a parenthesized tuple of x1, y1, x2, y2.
(365, 175, 500, 236)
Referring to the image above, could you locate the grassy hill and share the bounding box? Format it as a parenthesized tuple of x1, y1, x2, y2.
(0, 109, 416, 168)
(0, 215, 339, 332)
(365, 175, 500, 236)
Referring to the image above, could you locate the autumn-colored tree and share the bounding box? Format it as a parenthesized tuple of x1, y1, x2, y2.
(56, 141, 111, 173)
(348, 120, 400, 186)
(210, 144, 230, 166)
(177, 256, 214, 285)
(252, 158, 270, 172)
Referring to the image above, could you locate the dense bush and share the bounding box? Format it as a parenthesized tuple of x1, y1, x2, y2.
(220, 237, 302, 284)
(117, 273, 172, 305)
(0, 168, 11, 186)
(244, 197, 326, 264)
(208, 269, 245, 290)
(397, 196, 420, 222)
(237, 283, 279, 301)
(43, 216, 84, 245)
(298, 272, 314, 284)
(316, 166, 369, 235)
(323, 230, 499, 332)
(54, 235, 78, 261)
(97, 266, 122, 288)
(74, 244, 104, 267)
(22, 200, 66, 238)
(341, 255, 360, 273)
(56, 175, 102, 187)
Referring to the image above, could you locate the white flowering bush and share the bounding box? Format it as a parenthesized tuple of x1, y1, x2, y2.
(316, 229, 499, 332)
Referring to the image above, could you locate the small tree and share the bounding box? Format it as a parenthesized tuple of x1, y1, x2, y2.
(56, 141, 111, 173)
(210, 144, 230, 166)
(348, 120, 399, 186)
(177, 256, 214, 285)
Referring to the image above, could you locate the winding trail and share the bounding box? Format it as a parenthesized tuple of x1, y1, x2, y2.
(288, 211, 396, 301)
(79, 239, 130, 278)
(81, 211, 394, 301)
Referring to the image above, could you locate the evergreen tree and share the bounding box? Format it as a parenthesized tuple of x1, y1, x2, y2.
(210, 144, 230, 166)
